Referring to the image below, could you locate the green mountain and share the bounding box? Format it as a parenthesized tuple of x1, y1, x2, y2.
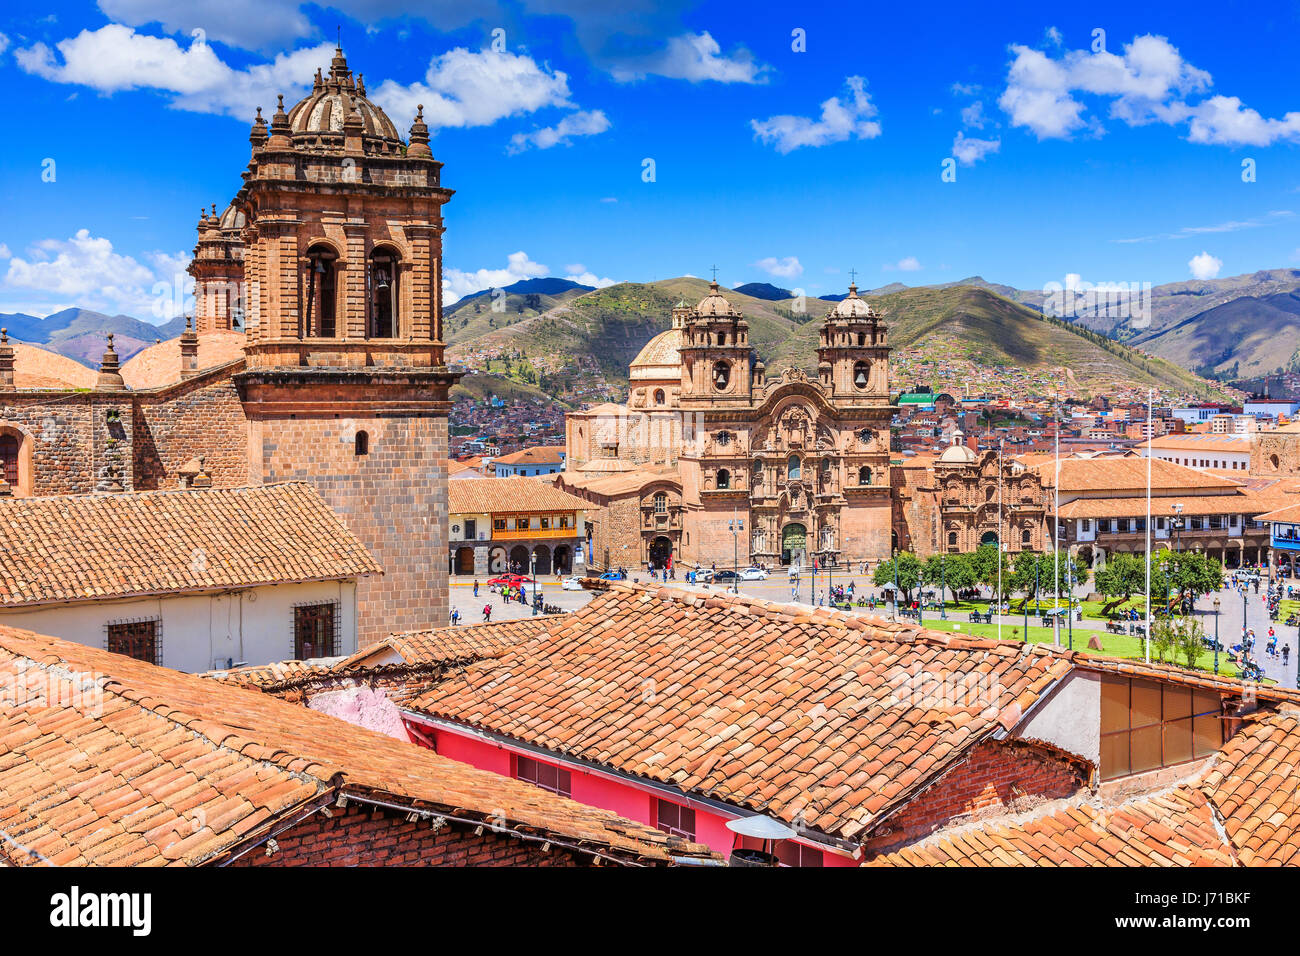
(1129, 291, 1300, 379)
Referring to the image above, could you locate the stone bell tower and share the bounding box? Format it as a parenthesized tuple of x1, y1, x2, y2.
(232, 47, 462, 645)
(817, 282, 890, 406)
(678, 280, 760, 407)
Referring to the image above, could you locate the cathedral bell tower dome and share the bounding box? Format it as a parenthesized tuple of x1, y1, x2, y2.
(818, 281, 890, 407)
(678, 279, 760, 407)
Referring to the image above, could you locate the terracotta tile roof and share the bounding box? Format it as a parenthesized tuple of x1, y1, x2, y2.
(9, 343, 99, 390)
(1034, 456, 1242, 494)
(448, 476, 589, 515)
(0, 483, 381, 607)
(409, 584, 1075, 842)
(120, 331, 246, 389)
(1142, 434, 1254, 453)
(874, 708, 1300, 867)
(1198, 708, 1300, 866)
(0, 625, 718, 866)
(345, 617, 554, 669)
(1253, 501, 1300, 523)
(870, 787, 1236, 866)
(492, 445, 566, 466)
(1055, 489, 1300, 520)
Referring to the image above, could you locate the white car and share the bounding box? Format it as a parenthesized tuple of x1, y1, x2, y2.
(740, 567, 769, 581)
(562, 576, 585, 591)
(694, 568, 715, 583)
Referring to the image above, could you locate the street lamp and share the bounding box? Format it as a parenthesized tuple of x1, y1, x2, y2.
(728, 514, 744, 595)
(1213, 596, 1220, 675)
(1171, 502, 1184, 553)
(940, 553, 947, 621)
(530, 552, 538, 616)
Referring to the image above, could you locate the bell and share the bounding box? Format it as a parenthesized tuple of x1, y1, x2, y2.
(855, 367, 868, 387)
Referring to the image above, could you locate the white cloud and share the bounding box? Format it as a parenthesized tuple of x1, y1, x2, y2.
(751, 76, 881, 153)
(952, 131, 1001, 165)
(2, 229, 191, 319)
(1114, 210, 1293, 243)
(15, 24, 333, 118)
(884, 256, 922, 272)
(612, 32, 768, 84)
(442, 251, 549, 304)
(1045, 26, 1063, 47)
(373, 47, 575, 131)
(599, 197, 618, 203)
(754, 256, 803, 279)
(0, 243, 10, 260)
(1188, 251, 1222, 280)
(564, 263, 586, 274)
(960, 100, 987, 129)
(0, 32, 9, 58)
(566, 271, 616, 288)
(507, 109, 610, 153)
(997, 32, 1300, 148)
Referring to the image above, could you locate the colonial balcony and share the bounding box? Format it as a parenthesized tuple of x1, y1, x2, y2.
(492, 526, 580, 541)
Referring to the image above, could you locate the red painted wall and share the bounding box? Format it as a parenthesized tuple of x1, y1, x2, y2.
(411, 720, 856, 866)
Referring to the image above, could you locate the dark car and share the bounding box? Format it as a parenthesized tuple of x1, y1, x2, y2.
(714, 570, 741, 581)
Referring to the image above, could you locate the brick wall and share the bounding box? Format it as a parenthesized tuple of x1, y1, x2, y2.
(229, 803, 584, 866)
(134, 371, 250, 490)
(863, 739, 1087, 856)
(0, 393, 134, 495)
(254, 409, 450, 645)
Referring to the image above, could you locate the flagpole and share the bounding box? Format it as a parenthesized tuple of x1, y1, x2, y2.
(1145, 387, 1152, 664)
(998, 438, 1004, 643)
(1053, 398, 1060, 645)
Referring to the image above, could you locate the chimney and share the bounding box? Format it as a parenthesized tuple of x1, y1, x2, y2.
(180, 316, 199, 379)
(191, 456, 213, 488)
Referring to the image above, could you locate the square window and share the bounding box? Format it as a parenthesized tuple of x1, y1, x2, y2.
(655, 800, 696, 840)
(294, 603, 337, 659)
(107, 620, 160, 664)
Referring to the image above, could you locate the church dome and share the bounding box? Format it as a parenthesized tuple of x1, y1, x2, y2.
(285, 47, 404, 153)
(828, 283, 879, 319)
(217, 202, 245, 233)
(695, 280, 740, 317)
(937, 428, 977, 464)
(629, 327, 683, 381)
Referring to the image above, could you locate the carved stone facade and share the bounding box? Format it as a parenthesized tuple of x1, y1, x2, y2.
(565, 283, 894, 569)
(895, 437, 1049, 558)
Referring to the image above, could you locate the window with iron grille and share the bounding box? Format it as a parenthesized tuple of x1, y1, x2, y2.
(293, 601, 339, 659)
(655, 800, 696, 840)
(106, 618, 162, 666)
(515, 755, 571, 797)
(0, 434, 18, 485)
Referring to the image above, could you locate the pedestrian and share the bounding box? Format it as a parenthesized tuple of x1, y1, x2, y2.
(473, 579, 479, 597)
(520, 585, 527, 605)
(450, 607, 460, 626)
(1285, 644, 1291, 666)
(482, 603, 492, 622)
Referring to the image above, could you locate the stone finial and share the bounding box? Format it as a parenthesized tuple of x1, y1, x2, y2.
(249, 106, 268, 151)
(180, 315, 200, 378)
(192, 455, 213, 489)
(266, 95, 292, 149)
(0, 327, 13, 391)
(408, 103, 432, 159)
(96, 333, 127, 391)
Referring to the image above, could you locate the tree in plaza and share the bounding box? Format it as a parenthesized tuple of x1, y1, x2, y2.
(1095, 552, 1169, 614)
(1159, 548, 1224, 610)
(969, 543, 1011, 599)
(922, 552, 976, 604)
(1009, 551, 1046, 608)
(874, 552, 922, 604)
(1174, 615, 1207, 670)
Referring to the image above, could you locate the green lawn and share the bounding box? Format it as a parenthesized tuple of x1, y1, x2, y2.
(919, 619, 1242, 678)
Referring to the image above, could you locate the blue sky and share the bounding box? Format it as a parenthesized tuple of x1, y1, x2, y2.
(1, 0, 1298, 321)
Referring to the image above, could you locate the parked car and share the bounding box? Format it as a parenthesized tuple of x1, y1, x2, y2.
(694, 568, 715, 583)
(740, 567, 769, 581)
(598, 570, 626, 581)
(486, 573, 528, 587)
(714, 570, 740, 582)
(562, 576, 585, 591)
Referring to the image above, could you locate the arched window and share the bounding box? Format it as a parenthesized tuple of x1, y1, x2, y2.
(787, 455, 801, 481)
(717, 469, 731, 490)
(712, 361, 730, 390)
(653, 492, 667, 514)
(654, 388, 666, 406)
(821, 457, 832, 474)
(859, 466, 872, 485)
(368, 247, 401, 338)
(1021, 528, 1032, 547)
(854, 360, 871, 389)
(948, 531, 958, 547)
(0, 434, 18, 486)
(305, 245, 338, 338)
(355, 430, 369, 456)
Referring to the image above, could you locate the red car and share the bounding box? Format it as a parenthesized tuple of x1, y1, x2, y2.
(486, 573, 528, 587)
